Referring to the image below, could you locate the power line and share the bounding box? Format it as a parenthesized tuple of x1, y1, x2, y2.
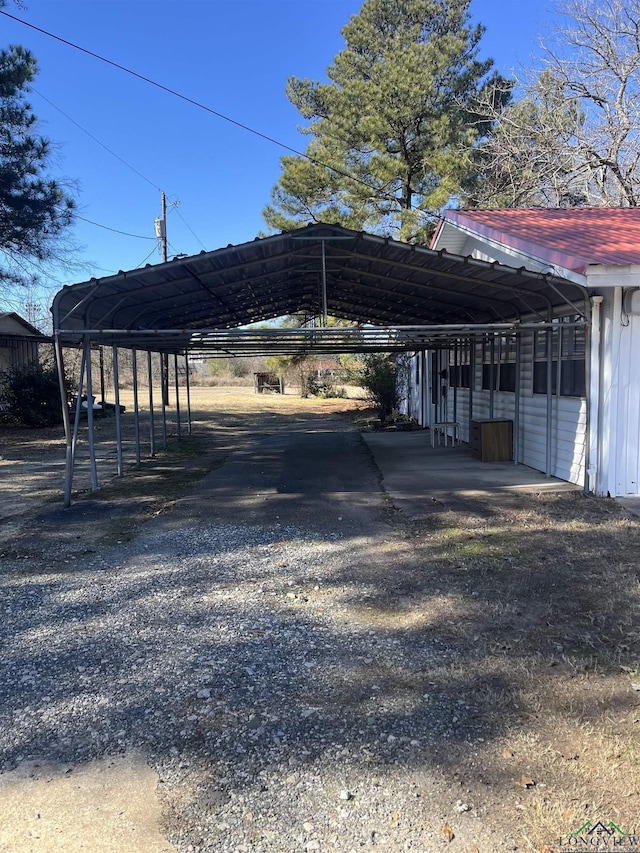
(2, 9, 451, 253)
(32, 89, 209, 252)
(134, 246, 159, 269)
(0, 9, 398, 203)
(171, 205, 207, 251)
(75, 214, 156, 240)
(33, 86, 162, 192)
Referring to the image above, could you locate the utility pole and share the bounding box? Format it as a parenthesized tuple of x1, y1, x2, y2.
(155, 192, 168, 262)
(155, 192, 170, 403)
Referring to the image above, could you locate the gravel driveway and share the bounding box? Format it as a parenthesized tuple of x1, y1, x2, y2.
(1, 414, 526, 852)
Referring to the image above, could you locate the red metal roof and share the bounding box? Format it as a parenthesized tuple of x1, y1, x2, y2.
(436, 208, 640, 275)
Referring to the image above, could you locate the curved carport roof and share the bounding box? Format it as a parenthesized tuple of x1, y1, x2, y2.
(52, 223, 588, 354)
(51, 222, 591, 506)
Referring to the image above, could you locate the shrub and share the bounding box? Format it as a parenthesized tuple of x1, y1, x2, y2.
(0, 360, 66, 427)
(357, 353, 397, 421)
(302, 374, 348, 399)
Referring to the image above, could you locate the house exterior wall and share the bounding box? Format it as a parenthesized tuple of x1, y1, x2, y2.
(0, 315, 43, 378)
(0, 315, 34, 335)
(0, 339, 39, 374)
(429, 219, 640, 497)
(616, 312, 640, 494)
(596, 286, 640, 496)
(405, 334, 587, 487)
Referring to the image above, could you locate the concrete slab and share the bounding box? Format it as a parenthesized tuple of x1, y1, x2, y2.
(616, 495, 640, 517)
(0, 752, 173, 852)
(362, 430, 580, 518)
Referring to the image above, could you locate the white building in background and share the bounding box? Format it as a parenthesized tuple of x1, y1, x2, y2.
(400, 208, 640, 498)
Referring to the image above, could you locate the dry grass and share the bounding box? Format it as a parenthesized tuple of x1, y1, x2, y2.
(369, 494, 640, 850)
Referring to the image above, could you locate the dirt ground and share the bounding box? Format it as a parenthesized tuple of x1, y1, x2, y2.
(1, 385, 639, 851)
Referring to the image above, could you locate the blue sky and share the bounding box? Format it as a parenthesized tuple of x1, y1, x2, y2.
(0, 0, 557, 302)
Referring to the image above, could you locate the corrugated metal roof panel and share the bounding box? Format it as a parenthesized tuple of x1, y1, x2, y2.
(52, 223, 588, 353)
(439, 208, 640, 275)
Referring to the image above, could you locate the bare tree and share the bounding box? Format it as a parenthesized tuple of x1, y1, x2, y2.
(466, 71, 586, 208)
(543, 0, 640, 206)
(468, 0, 640, 209)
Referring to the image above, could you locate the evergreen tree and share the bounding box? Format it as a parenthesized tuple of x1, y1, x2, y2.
(0, 40, 75, 293)
(263, 0, 508, 242)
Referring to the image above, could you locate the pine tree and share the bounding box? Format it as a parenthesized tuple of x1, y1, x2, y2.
(0, 41, 75, 293)
(263, 0, 507, 242)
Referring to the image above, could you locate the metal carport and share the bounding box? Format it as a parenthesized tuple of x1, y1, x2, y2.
(52, 222, 590, 505)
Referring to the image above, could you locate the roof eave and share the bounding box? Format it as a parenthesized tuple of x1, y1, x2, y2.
(437, 212, 589, 286)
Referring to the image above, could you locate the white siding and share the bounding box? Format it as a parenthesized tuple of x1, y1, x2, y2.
(396, 353, 411, 417)
(405, 353, 427, 425)
(402, 334, 587, 488)
(611, 311, 640, 494)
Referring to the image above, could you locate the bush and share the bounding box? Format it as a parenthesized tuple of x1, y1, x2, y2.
(0, 361, 65, 427)
(302, 374, 348, 399)
(357, 353, 397, 421)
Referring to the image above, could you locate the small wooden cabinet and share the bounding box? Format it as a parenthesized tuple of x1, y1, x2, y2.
(470, 419, 513, 462)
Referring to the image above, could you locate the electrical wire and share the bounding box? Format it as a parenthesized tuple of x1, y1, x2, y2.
(32, 86, 162, 192)
(75, 214, 156, 240)
(1, 8, 460, 260)
(32, 88, 209, 252)
(171, 206, 207, 251)
(134, 245, 160, 269)
(0, 9, 402, 206)
(31, 86, 207, 251)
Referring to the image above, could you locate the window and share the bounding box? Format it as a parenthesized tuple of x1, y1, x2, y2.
(449, 340, 471, 388)
(533, 317, 586, 397)
(481, 334, 517, 392)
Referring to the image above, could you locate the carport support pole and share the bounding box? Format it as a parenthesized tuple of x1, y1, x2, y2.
(452, 341, 458, 424)
(585, 297, 602, 495)
(99, 347, 105, 405)
(147, 351, 156, 457)
(132, 349, 141, 465)
(159, 352, 168, 449)
(514, 333, 521, 465)
(556, 327, 563, 464)
(70, 350, 86, 481)
(84, 337, 99, 491)
(468, 339, 475, 439)
(55, 336, 75, 507)
(489, 335, 495, 419)
(184, 350, 192, 435)
(174, 353, 182, 439)
(112, 346, 123, 476)
(162, 353, 170, 407)
(321, 239, 328, 326)
(421, 351, 427, 427)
